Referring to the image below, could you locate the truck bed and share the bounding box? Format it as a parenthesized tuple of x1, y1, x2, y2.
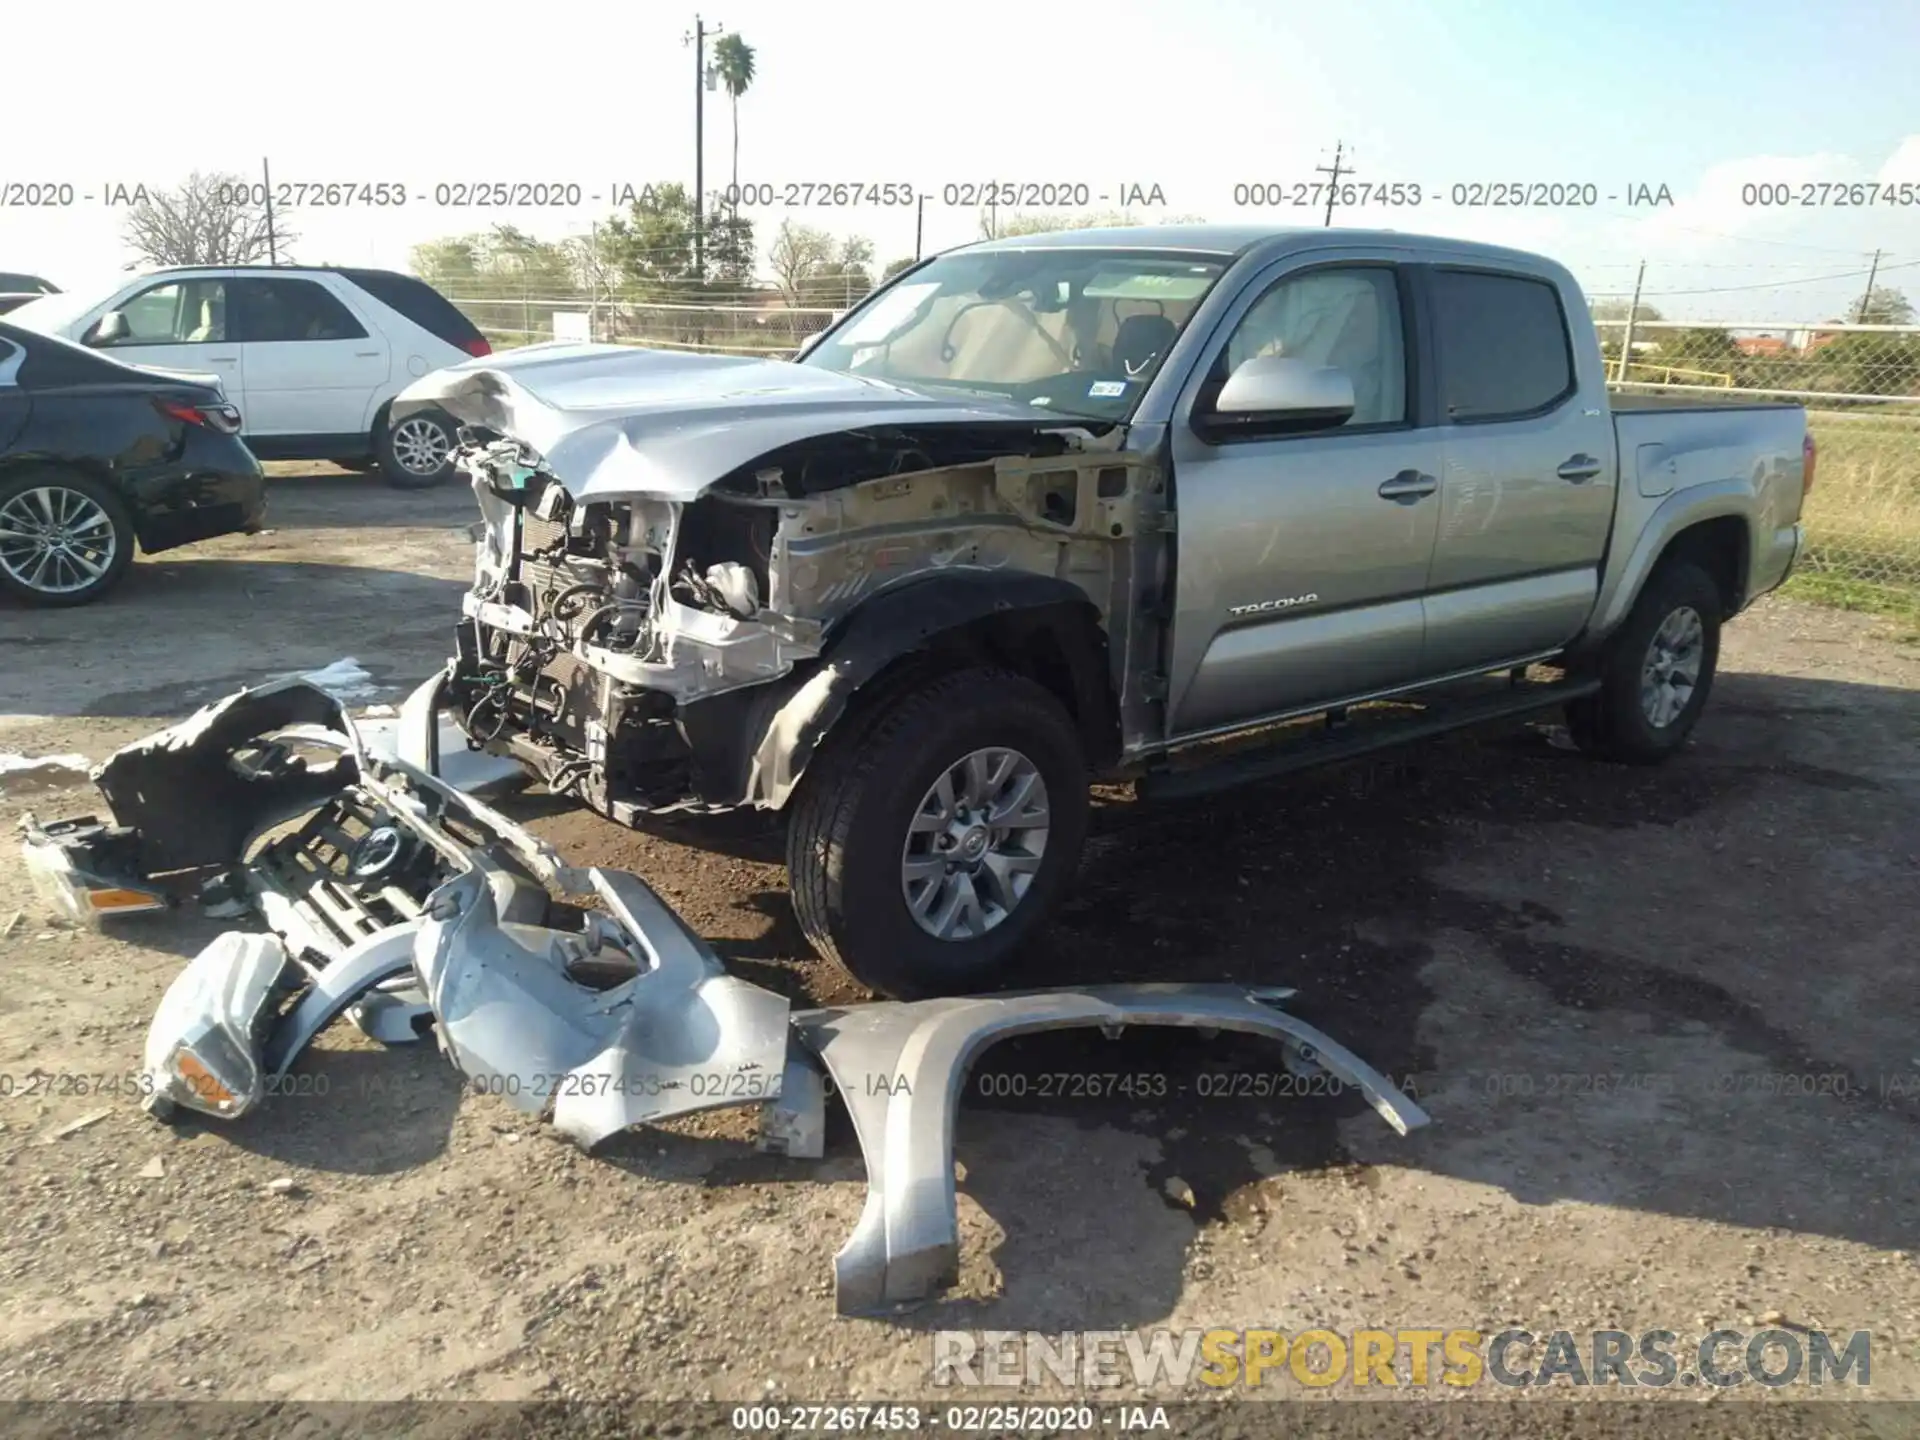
(1610, 392, 1804, 413)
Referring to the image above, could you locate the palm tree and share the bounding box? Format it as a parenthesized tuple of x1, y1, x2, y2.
(712, 34, 756, 211)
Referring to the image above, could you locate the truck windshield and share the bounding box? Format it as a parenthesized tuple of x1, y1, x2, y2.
(799, 248, 1230, 422)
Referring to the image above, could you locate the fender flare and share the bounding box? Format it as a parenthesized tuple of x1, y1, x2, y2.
(1583, 480, 1756, 646)
(704, 571, 1115, 811)
(784, 983, 1432, 1314)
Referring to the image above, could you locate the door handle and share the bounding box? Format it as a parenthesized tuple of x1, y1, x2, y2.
(1377, 469, 1438, 502)
(354, 350, 381, 358)
(205, 356, 238, 364)
(1557, 454, 1603, 483)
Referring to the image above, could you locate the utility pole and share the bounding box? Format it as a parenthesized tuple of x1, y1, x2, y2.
(261, 157, 278, 264)
(1315, 141, 1351, 227)
(914, 194, 924, 261)
(1617, 259, 1646, 384)
(1855, 248, 1884, 322)
(685, 16, 720, 279)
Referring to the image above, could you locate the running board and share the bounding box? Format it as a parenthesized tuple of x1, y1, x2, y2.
(1136, 677, 1600, 803)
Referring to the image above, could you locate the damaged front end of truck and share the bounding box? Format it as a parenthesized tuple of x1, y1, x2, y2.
(389, 344, 1166, 823)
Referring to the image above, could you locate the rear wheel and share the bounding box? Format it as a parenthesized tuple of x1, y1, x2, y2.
(377, 410, 458, 489)
(0, 469, 136, 607)
(786, 668, 1089, 999)
(1566, 561, 1722, 763)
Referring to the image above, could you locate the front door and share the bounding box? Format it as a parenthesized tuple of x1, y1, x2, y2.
(88, 277, 245, 410)
(1164, 258, 1444, 738)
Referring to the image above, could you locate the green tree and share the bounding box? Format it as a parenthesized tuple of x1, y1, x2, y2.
(1589, 299, 1665, 325)
(881, 257, 919, 283)
(712, 34, 757, 208)
(1849, 286, 1914, 325)
(809, 236, 875, 308)
(601, 183, 756, 296)
(1804, 331, 1920, 398)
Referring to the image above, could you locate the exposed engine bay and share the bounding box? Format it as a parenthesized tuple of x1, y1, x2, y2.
(444, 422, 1159, 821)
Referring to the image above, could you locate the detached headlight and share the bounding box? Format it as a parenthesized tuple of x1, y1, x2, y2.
(142, 932, 290, 1120)
(21, 823, 168, 927)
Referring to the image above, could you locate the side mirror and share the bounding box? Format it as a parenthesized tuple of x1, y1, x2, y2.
(85, 311, 131, 347)
(1199, 355, 1355, 439)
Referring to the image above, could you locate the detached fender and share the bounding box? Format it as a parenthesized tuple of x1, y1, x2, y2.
(713, 571, 1114, 811)
(791, 983, 1431, 1315)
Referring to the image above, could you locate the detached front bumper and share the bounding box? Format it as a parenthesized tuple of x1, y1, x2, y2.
(19, 677, 796, 1140)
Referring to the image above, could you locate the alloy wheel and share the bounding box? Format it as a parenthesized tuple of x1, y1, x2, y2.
(900, 746, 1052, 941)
(0, 485, 118, 596)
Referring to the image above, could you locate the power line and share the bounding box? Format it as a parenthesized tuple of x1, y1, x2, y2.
(1632, 256, 1920, 297)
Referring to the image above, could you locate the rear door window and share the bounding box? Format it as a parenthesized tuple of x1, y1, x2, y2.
(232, 277, 369, 342)
(1429, 270, 1574, 421)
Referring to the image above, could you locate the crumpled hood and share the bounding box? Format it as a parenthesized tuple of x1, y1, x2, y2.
(390, 342, 1103, 500)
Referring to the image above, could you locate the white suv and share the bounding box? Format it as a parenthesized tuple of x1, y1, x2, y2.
(4, 266, 491, 488)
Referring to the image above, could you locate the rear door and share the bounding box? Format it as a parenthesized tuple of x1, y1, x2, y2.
(231, 275, 390, 440)
(88, 277, 245, 410)
(1420, 266, 1617, 672)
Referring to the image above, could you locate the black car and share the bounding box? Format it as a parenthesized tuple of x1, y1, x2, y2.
(0, 320, 266, 606)
(0, 272, 59, 317)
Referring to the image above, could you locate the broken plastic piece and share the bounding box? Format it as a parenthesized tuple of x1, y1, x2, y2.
(791, 983, 1431, 1316)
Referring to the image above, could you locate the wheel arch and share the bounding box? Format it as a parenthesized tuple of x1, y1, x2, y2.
(696, 572, 1121, 812)
(1580, 483, 1756, 653)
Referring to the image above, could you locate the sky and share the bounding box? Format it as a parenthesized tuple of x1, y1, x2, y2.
(5, 0, 1919, 324)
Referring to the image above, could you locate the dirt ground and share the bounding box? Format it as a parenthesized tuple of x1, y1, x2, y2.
(2, 465, 1918, 1415)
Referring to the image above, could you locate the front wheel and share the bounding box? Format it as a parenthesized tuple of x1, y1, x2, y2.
(1565, 560, 1722, 763)
(786, 668, 1090, 999)
(377, 410, 458, 489)
(0, 469, 137, 607)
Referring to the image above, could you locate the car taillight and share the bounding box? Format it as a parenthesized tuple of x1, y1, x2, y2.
(1802, 433, 1816, 496)
(154, 398, 243, 433)
(462, 337, 492, 357)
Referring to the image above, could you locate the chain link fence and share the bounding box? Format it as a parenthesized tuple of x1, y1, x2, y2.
(446, 291, 839, 357)
(1594, 319, 1920, 618)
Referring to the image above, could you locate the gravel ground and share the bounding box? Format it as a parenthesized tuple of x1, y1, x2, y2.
(1, 466, 1917, 1415)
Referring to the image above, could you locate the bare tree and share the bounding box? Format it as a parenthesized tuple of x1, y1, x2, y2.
(769, 219, 837, 307)
(122, 171, 296, 267)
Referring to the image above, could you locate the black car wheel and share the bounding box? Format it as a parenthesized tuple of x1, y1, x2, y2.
(0, 469, 136, 607)
(377, 410, 458, 489)
(1565, 560, 1723, 763)
(786, 667, 1090, 999)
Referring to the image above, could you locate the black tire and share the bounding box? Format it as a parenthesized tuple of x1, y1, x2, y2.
(1566, 560, 1722, 763)
(0, 468, 137, 607)
(376, 409, 458, 489)
(786, 668, 1090, 999)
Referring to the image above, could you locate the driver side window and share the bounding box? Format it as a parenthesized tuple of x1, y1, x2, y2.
(110, 279, 228, 346)
(1216, 267, 1406, 427)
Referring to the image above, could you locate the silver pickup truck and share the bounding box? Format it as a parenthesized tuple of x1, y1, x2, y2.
(391, 224, 1810, 999)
